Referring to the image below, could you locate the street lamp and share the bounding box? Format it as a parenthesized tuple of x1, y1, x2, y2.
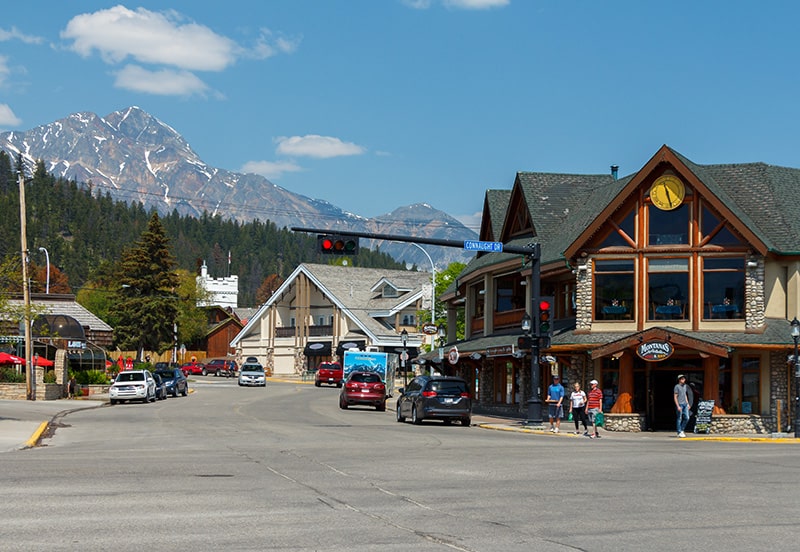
(791, 318, 800, 438)
(401, 328, 408, 387)
(38, 247, 49, 294)
(410, 243, 436, 351)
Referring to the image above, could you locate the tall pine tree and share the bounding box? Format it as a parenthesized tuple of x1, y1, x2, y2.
(114, 213, 179, 360)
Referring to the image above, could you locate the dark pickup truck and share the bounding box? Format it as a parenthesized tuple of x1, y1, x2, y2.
(314, 362, 343, 387)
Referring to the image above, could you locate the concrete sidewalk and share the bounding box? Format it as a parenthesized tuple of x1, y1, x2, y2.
(0, 398, 105, 452)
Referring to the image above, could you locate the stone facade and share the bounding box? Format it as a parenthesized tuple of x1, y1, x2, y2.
(574, 265, 592, 331)
(744, 256, 765, 330)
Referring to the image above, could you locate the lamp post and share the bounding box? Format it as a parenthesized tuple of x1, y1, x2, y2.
(523, 243, 543, 424)
(38, 247, 50, 294)
(401, 328, 408, 387)
(791, 318, 800, 438)
(410, 243, 436, 351)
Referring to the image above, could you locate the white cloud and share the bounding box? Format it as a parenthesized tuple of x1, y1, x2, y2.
(0, 26, 45, 44)
(113, 65, 209, 96)
(247, 28, 301, 60)
(241, 160, 303, 180)
(402, 0, 432, 8)
(275, 135, 366, 159)
(0, 104, 22, 127)
(62, 6, 238, 71)
(454, 211, 482, 230)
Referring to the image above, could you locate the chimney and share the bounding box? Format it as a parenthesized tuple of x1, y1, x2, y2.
(610, 165, 619, 180)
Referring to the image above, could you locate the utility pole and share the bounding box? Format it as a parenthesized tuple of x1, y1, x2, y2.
(18, 171, 33, 400)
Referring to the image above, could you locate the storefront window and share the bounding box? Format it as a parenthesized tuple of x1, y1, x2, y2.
(702, 257, 745, 319)
(741, 357, 760, 414)
(495, 274, 525, 313)
(649, 204, 689, 245)
(701, 205, 745, 246)
(648, 258, 689, 321)
(600, 358, 619, 411)
(594, 260, 634, 320)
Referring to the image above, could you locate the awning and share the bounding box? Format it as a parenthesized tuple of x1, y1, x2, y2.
(335, 340, 365, 357)
(304, 342, 332, 356)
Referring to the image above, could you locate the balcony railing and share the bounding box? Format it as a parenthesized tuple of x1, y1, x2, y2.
(275, 325, 333, 338)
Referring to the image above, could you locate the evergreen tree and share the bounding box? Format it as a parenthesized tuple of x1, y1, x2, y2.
(114, 213, 179, 359)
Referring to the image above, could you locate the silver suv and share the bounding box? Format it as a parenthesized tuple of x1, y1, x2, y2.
(396, 376, 472, 426)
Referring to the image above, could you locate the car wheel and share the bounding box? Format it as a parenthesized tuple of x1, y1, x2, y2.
(376, 401, 386, 412)
(443, 418, 452, 425)
(172, 389, 178, 398)
(314, 381, 321, 387)
(201, 368, 207, 376)
(181, 387, 188, 397)
(396, 406, 405, 423)
(336, 382, 342, 388)
(215, 369, 221, 377)
(110, 399, 117, 405)
(339, 396, 348, 410)
(412, 405, 422, 425)
(461, 417, 471, 426)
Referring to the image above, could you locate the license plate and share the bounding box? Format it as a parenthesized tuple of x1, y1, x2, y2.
(443, 398, 454, 404)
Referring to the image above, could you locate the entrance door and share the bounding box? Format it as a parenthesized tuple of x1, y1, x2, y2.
(644, 360, 703, 430)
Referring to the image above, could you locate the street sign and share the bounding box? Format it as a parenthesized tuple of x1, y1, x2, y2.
(448, 346, 459, 365)
(463, 240, 503, 253)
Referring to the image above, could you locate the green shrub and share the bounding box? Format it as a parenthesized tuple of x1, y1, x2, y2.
(75, 370, 110, 385)
(43, 370, 56, 384)
(0, 366, 26, 383)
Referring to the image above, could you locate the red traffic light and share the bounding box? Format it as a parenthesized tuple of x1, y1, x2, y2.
(318, 234, 359, 255)
(539, 300, 551, 311)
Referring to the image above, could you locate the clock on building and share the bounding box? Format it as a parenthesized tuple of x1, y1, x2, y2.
(649, 175, 685, 210)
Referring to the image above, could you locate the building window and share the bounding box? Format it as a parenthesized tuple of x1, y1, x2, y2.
(648, 258, 689, 321)
(318, 316, 325, 326)
(598, 209, 636, 248)
(402, 314, 416, 326)
(594, 260, 634, 320)
(382, 284, 398, 298)
(701, 204, 745, 247)
(718, 359, 732, 412)
(702, 257, 744, 319)
(495, 274, 525, 313)
(290, 317, 295, 327)
(649, 204, 689, 245)
(741, 357, 760, 414)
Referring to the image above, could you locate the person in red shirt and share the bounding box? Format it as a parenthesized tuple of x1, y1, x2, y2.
(585, 379, 603, 438)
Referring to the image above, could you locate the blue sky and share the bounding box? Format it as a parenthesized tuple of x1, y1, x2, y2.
(1, 1, 799, 231)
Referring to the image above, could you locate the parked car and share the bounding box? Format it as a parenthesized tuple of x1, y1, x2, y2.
(315, 361, 343, 387)
(152, 372, 168, 400)
(109, 370, 156, 404)
(154, 368, 188, 397)
(181, 362, 207, 376)
(206, 358, 238, 377)
(238, 362, 266, 387)
(396, 375, 471, 426)
(339, 371, 387, 411)
(154, 361, 181, 372)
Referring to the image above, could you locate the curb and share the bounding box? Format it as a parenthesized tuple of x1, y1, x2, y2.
(23, 421, 49, 448)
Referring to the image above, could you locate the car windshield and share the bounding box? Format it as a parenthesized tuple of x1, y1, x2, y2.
(154, 371, 173, 379)
(351, 373, 381, 383)
(428, 380, 466, 394)
(242, 365, 263, 372)
(116, 372, 144, 382)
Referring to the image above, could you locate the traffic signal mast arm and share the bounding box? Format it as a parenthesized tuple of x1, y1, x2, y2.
(292, 227, 538, 256)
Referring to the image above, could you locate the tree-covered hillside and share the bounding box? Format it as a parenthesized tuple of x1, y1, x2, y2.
(0, 151, 404, 306)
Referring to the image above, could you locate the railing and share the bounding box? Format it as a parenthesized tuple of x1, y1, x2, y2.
(275, 325, 333, 338)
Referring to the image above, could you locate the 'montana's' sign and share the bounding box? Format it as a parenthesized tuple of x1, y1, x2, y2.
(636, 340, 674, 361)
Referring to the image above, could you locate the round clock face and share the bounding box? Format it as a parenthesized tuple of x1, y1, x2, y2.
(649, 175, 685, 210)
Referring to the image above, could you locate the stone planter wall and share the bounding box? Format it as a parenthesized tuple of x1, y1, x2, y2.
(0, 383, 27, 400)
(604, 413, 647, 432)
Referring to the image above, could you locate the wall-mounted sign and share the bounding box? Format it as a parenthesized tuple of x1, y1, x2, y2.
(448, 346, 459, 365)
(421, 323, 439, 335)
(67, 340, 85, 349)
(636, 340, 674, 362)
(486, 345, 514, 358)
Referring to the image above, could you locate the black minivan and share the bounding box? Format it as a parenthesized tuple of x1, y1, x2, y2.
(396, 376, 471, 426)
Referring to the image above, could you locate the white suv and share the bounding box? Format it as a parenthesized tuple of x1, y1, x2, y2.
(238, 363, 266, 387)
(110, 370, 156, 404)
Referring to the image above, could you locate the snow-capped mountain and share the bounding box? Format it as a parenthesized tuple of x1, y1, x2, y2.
(1, 106, 477, 267)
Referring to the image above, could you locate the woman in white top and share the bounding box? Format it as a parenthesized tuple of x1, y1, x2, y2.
(569, 382, 590, 435)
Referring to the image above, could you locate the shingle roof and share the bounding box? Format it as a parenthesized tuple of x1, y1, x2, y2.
(6, 295, 112, 332)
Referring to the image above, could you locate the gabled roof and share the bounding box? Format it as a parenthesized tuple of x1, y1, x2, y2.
(480, 189, 512, 242)
(231, 264, 430, 348)
(6, 294, 112, 332)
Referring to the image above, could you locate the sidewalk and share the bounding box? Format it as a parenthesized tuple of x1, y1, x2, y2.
(0, 398, 105, 452)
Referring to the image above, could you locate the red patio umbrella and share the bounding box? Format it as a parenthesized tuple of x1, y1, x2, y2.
(33, 356, 54, 367)
(0, 351, 24, 364)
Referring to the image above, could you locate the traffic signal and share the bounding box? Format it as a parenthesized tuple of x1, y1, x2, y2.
(517, 335, 532, 350)
(537, 297, 553, 349)
(317, 234, 359, 255)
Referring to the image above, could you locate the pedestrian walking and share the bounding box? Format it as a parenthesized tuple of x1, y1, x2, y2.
(569, 382, 589, 435)
(586, 379, 603, 438)
(546, 375, 565, 433)
(67, 376, 76, 399)
(674, 374, 692, 438)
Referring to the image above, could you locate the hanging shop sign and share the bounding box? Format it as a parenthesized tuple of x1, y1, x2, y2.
(636, 340, 674, 362)
(421, 323, 439, 335)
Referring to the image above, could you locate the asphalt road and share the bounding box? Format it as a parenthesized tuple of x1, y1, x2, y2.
(2, 379, 799, 552)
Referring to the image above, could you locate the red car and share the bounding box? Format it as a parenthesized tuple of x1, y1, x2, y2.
(339, 371, 386, 411)
(315, 361, 343, 387)
(181, 362, 207, 376)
